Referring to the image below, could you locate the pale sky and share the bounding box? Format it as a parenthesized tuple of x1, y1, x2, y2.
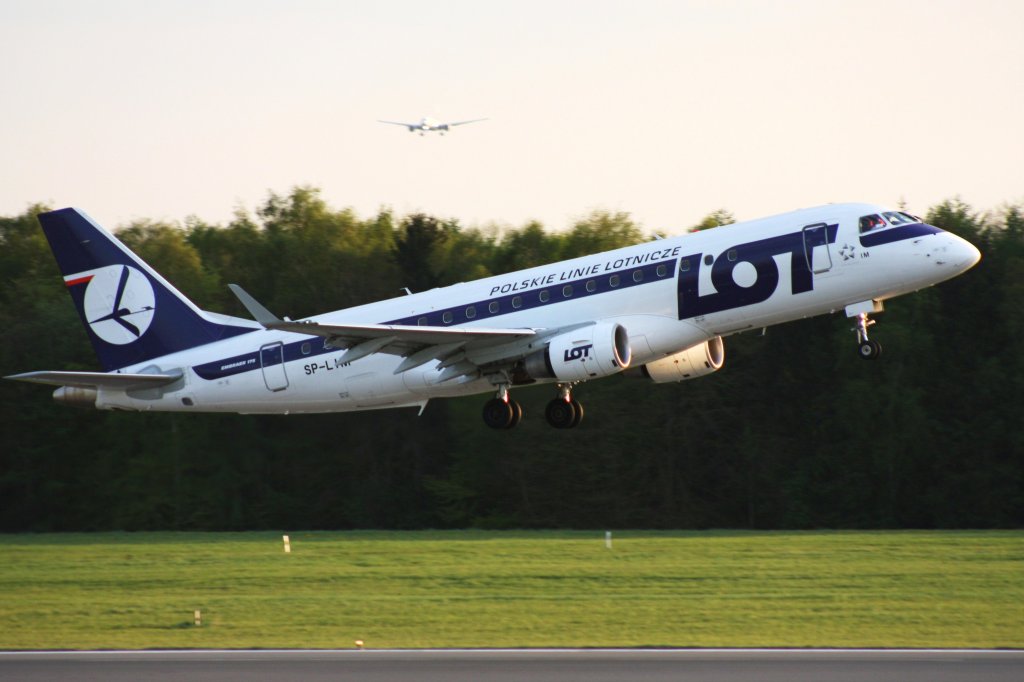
(2, 0, 1022, 235)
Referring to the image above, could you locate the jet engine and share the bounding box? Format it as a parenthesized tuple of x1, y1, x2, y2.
(522, 322, 632, 382)
(634, 337, 725, 383)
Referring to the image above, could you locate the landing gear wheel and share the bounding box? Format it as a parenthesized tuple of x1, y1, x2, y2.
(483, 398, 515, 429)
(506, 400, 523, 429)
(545, 398, 578, 429)
(858, 340, 882, 360)
(568, 399, 584, 428)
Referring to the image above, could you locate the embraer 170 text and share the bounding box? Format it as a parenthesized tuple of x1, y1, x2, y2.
(6, 204, 980, 429)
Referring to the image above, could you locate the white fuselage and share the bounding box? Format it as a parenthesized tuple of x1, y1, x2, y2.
(94, 203, 979, 414)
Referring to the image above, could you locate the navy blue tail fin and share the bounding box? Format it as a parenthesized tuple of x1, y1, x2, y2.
(39, 208, 256, 371)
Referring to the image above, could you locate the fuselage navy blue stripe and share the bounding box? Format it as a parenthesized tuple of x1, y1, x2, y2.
(860, 223, 941, 248)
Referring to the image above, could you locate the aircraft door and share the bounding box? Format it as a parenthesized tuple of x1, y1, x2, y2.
(260, 342, 289, 392)
(802, 223, 833, 274)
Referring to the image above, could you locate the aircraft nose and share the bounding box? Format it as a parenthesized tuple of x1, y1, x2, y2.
(947, 232, 982, 272)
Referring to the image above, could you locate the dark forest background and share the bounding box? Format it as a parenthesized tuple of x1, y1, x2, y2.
(1, 188, 1021, 531)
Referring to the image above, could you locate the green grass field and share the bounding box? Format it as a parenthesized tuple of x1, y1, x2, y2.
(0, 531, 1021, 650)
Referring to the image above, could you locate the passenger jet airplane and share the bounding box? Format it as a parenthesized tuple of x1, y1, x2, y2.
(377, 116, 487, 135)
(6, 204, 980, 429)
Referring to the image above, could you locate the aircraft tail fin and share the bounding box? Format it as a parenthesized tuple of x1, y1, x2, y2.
(38, 208, 256, 371)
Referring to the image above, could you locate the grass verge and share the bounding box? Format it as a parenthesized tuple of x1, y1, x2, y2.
(1, 530, 1021, 649)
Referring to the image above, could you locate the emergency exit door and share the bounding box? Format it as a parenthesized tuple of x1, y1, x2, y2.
(802, 222, 833, 274)
(260, 342, 289, 392)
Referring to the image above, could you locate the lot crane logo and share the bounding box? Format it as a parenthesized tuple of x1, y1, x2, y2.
(77, 265, 156, 345)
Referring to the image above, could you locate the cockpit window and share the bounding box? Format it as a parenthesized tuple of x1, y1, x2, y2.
(859, 214, 887, 234)
(861, 211, 922, 233)
(882, 211, 919, 226)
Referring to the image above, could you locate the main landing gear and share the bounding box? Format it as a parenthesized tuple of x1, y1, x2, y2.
(481, 383, 584, 430)
(853, 312, 882, 360)
(544, 384, 584, 429)
(482, 385, 523, 429)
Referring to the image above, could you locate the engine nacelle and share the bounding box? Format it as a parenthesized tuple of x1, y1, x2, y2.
(523, 322, 632, 382)
(636, 337, 725, 383)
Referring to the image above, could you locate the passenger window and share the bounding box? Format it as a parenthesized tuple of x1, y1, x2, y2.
(632, 269, 643, 282)
(609, 274, 620, 287)
(466, 306, 476, 319)
(680, 259, 691, 272)
(301, 342, 311, 355)
(656, 264, 667, 277)
(417, 316, 428, 326)
(562, 285, 573, 297)
(586, 280, 597, 293)
(704, 255, 713, 266)
(488, 301, 499, 314)
(442, 311, 453, 324)
(512, 296, 522, 309)
(539, 290, 550, 303)
(727, 249, 737, 262)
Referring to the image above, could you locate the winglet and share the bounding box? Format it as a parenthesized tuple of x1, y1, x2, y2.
(228, 284, 281, 327)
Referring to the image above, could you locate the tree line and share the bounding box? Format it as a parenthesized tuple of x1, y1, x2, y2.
(1, 187, 1020, 531)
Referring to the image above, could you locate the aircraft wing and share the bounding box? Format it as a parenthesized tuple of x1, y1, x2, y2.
(5, 370, 183, 389)
(268, 319, 537, 377)
(268, 319, 534, 346)
(446, 118, 487, 127)
(229, 283, 548, 380)
(377, 120, 414, 128)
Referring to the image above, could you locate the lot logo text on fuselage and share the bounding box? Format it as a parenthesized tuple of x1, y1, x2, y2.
(678, 224, 838, 319)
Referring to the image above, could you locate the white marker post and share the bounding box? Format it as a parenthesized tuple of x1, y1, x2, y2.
(194, 610, 202, 627)
(605, 531, 612, 550)
(283, 535, 291, 553)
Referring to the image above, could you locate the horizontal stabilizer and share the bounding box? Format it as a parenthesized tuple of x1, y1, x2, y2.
(5, 370, 183, 390)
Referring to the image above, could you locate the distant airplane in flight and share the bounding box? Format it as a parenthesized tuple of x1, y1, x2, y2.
(378, 116, 487, 135)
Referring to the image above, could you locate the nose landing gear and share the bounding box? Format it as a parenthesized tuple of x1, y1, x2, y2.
(846, 301, 884, 360)
(853, 312, 882, 360)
